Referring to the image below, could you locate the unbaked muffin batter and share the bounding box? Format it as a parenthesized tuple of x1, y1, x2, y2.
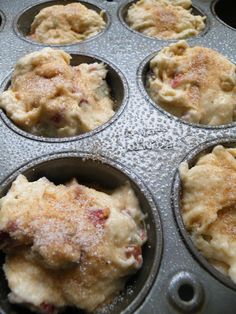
(180, 145, 236, 283)
(0, 175, 146, 313)
(147, 41, 236, 125)
(126, 0, 205, 39)
(29, 3, 106, 44)
(0, 48, 115, 137)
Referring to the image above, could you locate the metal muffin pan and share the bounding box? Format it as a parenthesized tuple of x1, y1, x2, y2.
(0, 0, 235, 313)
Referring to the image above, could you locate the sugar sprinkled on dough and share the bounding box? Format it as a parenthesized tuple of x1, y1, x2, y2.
(0, 175, 146, 312)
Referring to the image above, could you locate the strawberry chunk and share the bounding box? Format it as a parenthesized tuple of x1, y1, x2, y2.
(79, 98, 88, 104)
(50, 112, 62, 124)
(78, 98, 89, 108)
(40, 302, 57, 314)
(171, 73, 184, 88)
(140, 228, 147, 242)
(88, 208, 110, 227)
(6, 221, 18, 233)
(126, 245, 143, 266)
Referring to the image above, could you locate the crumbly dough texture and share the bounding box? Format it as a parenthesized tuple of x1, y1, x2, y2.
(29, 3, 106, 44)
(126, 0, 205, 39)
(180, 145, 236, 283)
(147, 41, 236, 126)
(0, 175, 146, 313)
(0, 48, 115, 137)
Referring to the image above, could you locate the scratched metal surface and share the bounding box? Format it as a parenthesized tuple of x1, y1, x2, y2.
(0, 0, 235, 313)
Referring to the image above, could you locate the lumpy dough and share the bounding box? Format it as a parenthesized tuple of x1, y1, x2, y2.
(29, 3, 106, 44)
(0, 48, 115, 137)
(0, 175, 146, 313)
(147, 41, 236, 126)
(180, 145, 236, 283)
(126, 0, 205, 39)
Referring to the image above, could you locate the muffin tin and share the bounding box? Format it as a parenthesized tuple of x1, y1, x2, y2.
(0, 0, 235, 313)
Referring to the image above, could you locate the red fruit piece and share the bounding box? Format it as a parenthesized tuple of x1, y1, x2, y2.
(140, 228, 147, 242)
(88, 208, 110, 227)
(171, 73, 184, 88)
(79, 98, 88, 104)
(78, 98, 89, 108)
(40, 302, 57, 314)
(126, 245, 142, 266)
(50, 113, 62, 124)
(6, 221, 18, 233)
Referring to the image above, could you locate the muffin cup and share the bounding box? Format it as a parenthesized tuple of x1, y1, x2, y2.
(172, 137, 236, 291)
(118, 0, 209, 41)
(0, 53, 129, 142)
(0, 151, 163, 314)
(13, 0, 111, 46)
(137, 50, 236, 130)
(212, 0, 236, 30)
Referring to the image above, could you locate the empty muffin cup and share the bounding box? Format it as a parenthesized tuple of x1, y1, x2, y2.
(0, 52, 128, 142)
(212, 0, 236, 30)
(13, 0, 110, 46)
(172, 138, 236, 291)
(0, 152, 162, 314)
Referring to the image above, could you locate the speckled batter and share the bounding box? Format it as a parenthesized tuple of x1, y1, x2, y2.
(126, 0, 205, 39)
(180, 145, 236, 283)
(147, 41, 236, 126)
(0, 48, 115, 137)
(0, 175, 146, 313)
(29, 3, 106, 44)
